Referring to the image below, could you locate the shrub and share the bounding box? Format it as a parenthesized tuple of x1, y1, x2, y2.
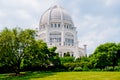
(63, 63, 81, 71)
(74, 67, 83, 71)
(114, 66, 120, 71)
(82, 66, 89, 71)
(63, 63, 75, 71)
(60, 57, 75, 64)
(0, 65, 13, 73)
(104, 66, 120, 71)
(105, 66, 114, 71)
(90, 68, 101, 71)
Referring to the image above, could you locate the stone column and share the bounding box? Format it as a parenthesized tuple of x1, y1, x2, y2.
(46, 24, 49, 45)
(83, 44, 87, 57)
(61, 24, 64, 46)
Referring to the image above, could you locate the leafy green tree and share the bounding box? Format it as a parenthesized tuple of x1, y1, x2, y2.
(24, 42, 61, 67)
(93, 43, 116, 54)
(91, 42, 119, 69)
(91, 52, 108, 69)
(0, 28, 61, 74)
(108, 45, 118, 69)
(117, 43, 120, 59)
(0, 28, 36, 75)
(48, 47, 61, 66)
(23, 40, 49, 68)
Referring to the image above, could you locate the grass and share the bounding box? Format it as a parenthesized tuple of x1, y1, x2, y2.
(0, 71, 120, 80)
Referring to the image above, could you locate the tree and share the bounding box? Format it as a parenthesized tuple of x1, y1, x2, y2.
(90, 52, 108, 69)
(108, 45, 118, 69)
(117, 43, 120, 59)
(0, 28, 36, 75)
(48, 47, 61, 66)
(91, 42, 119, 69)
(23, 40, 50, 68)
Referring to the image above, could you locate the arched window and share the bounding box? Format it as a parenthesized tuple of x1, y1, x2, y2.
(55, 24, 57, 28)
(65, 32, 74, 46)
(58, 24, 60, 28)
(64, 24, 66, 28)
(67, 25, 68, 28)
(51, 24, 53, 28)
(49, 32, 61, 43)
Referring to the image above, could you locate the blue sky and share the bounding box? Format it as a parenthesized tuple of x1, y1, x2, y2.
(0, 0, 120, 55)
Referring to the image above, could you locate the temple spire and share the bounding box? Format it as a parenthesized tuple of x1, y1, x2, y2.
(50, 0, 60, 8)
(51, 0, 61, 6)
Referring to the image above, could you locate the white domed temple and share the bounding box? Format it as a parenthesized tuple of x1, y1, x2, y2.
(37, 5, 87, 58)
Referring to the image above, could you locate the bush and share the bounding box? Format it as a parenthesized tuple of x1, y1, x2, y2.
(63, 63, 81, 71)
(63, 63, 75, 71)
(104, 66, 120, 71)
(60, 57, 75, 64)
(114, 66, 120, 71)
(0, 65, 13, 73)
(74, 67, 83, 71)
(82, 66, 89, 71)
(90, 68, 101, 71)
(104, 67, 114, 71)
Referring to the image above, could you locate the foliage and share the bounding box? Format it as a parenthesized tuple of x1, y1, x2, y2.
(89, 52, 108, 69)
(63, 63, 81, 71)
(48, 47, 61, 66)
(60, 57, 75, 64)
(23, 40, 49, 67)
(75, 56, 89, 62)
(64, 52, 70, 57)
(0, 28, 36, 74)
(63, 63, 74, 71)
(117, 43, 120, 60)
(73, 67, 82, 71)
(0, 28, 60, 74)
(90, 42, 119, 70)
(75, 56, 89, 68)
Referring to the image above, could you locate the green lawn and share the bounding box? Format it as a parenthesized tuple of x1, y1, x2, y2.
(0, 71, 120, 80)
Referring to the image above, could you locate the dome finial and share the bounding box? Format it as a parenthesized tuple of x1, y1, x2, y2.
(50, 0, 62, 8)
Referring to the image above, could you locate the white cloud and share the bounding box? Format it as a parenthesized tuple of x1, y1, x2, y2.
(79, 27, 120, 54)
(0, 10, 7, 18)
(0, 0, 54, 30)
(102, 0, 120, 6)
(78, 15, 120, 54)
(15, 10, 32, 20)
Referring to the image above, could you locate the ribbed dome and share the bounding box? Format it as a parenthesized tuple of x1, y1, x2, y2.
(40, 5, 73, 25)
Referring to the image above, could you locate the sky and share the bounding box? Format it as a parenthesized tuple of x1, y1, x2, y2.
(0, 0, 120, 55)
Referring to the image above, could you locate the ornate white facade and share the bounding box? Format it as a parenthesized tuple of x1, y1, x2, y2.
(37, 5, 87, 58)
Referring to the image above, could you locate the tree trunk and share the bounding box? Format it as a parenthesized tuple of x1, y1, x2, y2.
(15, 71, 20, 76)
(15, 60, 21, 76)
